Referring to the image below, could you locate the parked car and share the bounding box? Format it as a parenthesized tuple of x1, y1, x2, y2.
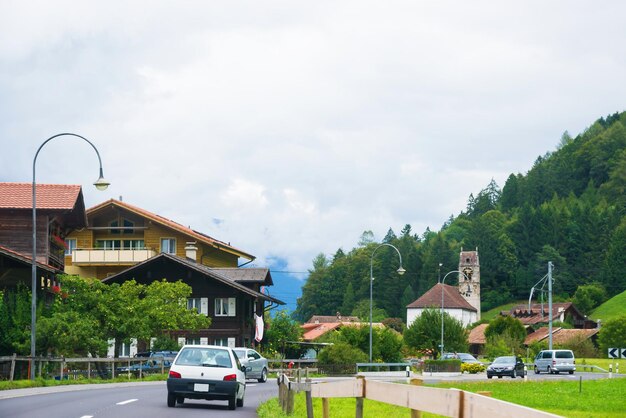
(166, 345, 247, 410)
(534, 349, 576, 374)
(233, 347, 269, 383)
(441, 352, 481, 364)
(117, 350, 177, 374)
(487, 356, 526, 379)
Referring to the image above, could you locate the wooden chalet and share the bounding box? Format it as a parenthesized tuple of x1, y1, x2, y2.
(0, 182, 86, 290)
(102, 252, 284, 349)
(64, 199, 255, 280)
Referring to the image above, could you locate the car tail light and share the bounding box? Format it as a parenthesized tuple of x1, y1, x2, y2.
(223, 374, 237, 381)
(169, 370, 182, 378)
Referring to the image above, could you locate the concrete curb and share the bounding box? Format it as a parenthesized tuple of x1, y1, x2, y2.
(0, 380, 164, 400)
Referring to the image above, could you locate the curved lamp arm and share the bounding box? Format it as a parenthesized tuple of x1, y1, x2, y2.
(31, 133, 109, 379)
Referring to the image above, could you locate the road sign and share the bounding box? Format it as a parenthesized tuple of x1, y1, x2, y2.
(608, 348, 619, 358)
(622, 348, 626, 359)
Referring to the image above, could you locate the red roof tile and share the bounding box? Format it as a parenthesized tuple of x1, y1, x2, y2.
(0, 244, 60, 272)
(407, 283, 477, 311)
(524, 327, 599, 345)
(468, 323, 489, 345)
(0, 182, 82, 210)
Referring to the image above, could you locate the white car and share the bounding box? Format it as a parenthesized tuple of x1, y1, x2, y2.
(233, 347, 269, 383)
(166, 345, 247, 410)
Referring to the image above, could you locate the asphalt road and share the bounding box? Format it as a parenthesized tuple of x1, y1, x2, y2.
(0, 379, 278, 418)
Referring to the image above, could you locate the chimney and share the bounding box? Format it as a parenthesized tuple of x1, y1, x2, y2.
(185, 242, 198, 261)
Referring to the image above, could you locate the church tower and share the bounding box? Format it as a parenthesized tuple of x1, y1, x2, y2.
(458, 248, 481, 320)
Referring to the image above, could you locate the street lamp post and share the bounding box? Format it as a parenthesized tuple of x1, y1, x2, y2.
(439, 270, 470, 358)
(31, 133, 109, 379)
(369, 243, 405, 363)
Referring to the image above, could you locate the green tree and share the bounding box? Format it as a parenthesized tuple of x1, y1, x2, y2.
(264, 310, 302, 357)
(404, 309, 467, 358)
(352, 299, 387, 322)
(597, 316, 626, 356)
(484, 316, 526, 357)
(572, 283, 608, 315)
(317, 342, 367, 365)
(341, 282, 356, 316)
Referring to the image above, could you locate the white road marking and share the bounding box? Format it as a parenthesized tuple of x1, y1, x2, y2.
(116, 399, 138, 405)
(80, 416, 94, 418)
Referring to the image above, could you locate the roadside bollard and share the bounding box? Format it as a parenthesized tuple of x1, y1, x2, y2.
(616, 363, 619, 375)
(524, 365, 528, 381)
(406, 365, 411, 378)
(609, 364, 612, 379)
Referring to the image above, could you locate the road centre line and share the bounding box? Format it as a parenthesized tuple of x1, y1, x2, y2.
(116, 399, 138, 405)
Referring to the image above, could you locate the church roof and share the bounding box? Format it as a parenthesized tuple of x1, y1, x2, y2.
(406, 283, 477, 312)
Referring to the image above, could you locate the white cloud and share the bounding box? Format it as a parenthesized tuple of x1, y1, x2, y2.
(2, 0, 626, 278)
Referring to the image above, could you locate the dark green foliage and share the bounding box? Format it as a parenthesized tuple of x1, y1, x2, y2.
(264, 310, 303, 357)
(484, 316, 526, 357)
(317, 342, 367, 365)
(572, 283, 608, 316)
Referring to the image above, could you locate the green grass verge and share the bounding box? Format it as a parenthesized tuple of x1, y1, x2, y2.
(591, 290, 626, 322)
(259, 378, 626, 418)
(0, 373, 167, 391)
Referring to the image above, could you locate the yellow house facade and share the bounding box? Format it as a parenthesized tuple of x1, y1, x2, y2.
(64, 199, 255, 280)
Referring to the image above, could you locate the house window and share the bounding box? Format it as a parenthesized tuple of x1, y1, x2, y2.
(122, 240, 145, 250)
(65, 239, 77, 256)
(96, 239, 121, 250)
(161, 238, 176, 254)
(214, 337, 228, 347)
(110, 220, 120, 235)
(215, 297, 236, 317)
(123, 219, 134, 234)
(188, 298, 201, 313)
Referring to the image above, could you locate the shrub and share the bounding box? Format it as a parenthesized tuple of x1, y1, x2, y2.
(461, 363, 485, 374)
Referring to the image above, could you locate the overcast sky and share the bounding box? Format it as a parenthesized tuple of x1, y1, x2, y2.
(2, 1, 626, 287)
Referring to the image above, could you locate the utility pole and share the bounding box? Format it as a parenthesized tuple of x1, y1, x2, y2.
(548, 261, 553, 350)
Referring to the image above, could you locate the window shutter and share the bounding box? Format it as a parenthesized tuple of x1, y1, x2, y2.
(130, 338, 138, 357)
(227, 337, 235, 348)
(200, 298, 208, 315)
(228, 298, 236, 317)
(107, 339, 115, 358)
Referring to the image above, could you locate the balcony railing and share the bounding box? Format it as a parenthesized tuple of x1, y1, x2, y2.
(72, 248, 157, 265)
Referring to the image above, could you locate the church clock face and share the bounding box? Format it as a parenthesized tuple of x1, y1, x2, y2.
(462, 267, 473, 281)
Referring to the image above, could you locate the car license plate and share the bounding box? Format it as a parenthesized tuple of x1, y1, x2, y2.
(194, 383, 209, 392)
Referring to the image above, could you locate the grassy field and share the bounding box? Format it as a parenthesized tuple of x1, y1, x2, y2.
(258, 377, 626, 418)
(591, 290, 626, 322)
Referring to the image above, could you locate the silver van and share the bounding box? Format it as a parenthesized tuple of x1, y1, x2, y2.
(533, 349, 575, 374)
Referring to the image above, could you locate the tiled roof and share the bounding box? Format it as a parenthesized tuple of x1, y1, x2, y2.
(87, 199, 255, 260)
(306, 315, 360, 324)
(468, 323, 489, 345)
(213, 267, 273, 286)
(524, 327, 599, 345)
(502, 303, 578, 326)
(101, 253, 284, 305)
(0, 182, 82, 210)
(302, 321, 383, 341)
(406, 283, 477, 312)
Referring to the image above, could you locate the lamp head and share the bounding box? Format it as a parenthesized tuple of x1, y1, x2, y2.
(94, 168, 110, 191)
(397, 266, 406, 276)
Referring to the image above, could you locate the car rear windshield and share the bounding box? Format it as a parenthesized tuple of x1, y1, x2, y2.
(176, 347, 233, 368)
(555, 351, 574, 359)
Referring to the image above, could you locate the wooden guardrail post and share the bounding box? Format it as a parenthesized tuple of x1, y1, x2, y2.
(286, 379, 295, 414)
(322, 397, 330, 418)
(88, 361, 91, 379)
(410, 378, 423, 418)
(10, 353, 16, 381)
(305, 376, 314, 418)
(356, 375, 365, 418)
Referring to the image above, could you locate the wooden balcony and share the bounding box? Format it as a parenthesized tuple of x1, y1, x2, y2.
(72, 248, 157, 265)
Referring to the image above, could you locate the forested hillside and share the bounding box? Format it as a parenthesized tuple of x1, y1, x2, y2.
(294, 112, 626, 323)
